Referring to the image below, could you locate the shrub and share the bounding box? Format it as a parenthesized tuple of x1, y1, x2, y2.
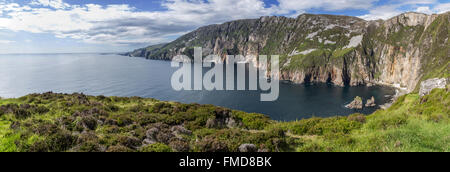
(72, 141, 104, 152)
(33, 123, 59, 136)
(28, 141, 50, 152)
(348, 114, 366, 123)
(77, 132, 99, 144)
(150, 102, 173, 114)
(45, 130, 77, 152)
(169, 138, 190, 152)
(196, 135, 229, 152)
(118, 136, 141, 149)
(14, 108, 31, 119)
(106, 145, 135, 152)
(0, 104, 19, 114)
(129, 104, 148, 113)
(233, 111, 271, 130)
(76, 116, 98, 131)
(139, 143, 173, 152)
(105, 104, 119, 112)
(116, 115, 133, 127)
(32, 106, 49, 114)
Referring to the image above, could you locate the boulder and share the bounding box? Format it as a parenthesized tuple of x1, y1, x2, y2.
(239, 144, 257, 152)
(345, 96, 363, 109)
(171, 125, 192, 139)
(365, 96, 376, 107)
(419, 78, 448, 97)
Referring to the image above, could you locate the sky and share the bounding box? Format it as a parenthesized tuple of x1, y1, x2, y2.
(0, 0, 449, 54)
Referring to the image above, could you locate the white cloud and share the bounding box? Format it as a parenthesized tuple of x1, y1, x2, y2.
(277, 0, 377, 12)
(416, 6, 433, 14)
(359, 1, 450, 21)
(30, 0, 70, 9)
(434, 3, 450, 14)
(359, 4, 403, 20)
(0, 0, 448, 47)
(0, 0, 280, 45)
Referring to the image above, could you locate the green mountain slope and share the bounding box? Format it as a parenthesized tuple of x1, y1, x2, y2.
(1, 88, 448, 152)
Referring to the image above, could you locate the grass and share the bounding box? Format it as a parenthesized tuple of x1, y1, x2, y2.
(1, 87, 448, 152)
(290, 88, 449, 152)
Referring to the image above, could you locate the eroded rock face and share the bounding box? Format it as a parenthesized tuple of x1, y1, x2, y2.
(127, 12, 449, 92)
(419, 78, 448, 97)
(365, 96, 376, 107)
(346, 96, 363, 109)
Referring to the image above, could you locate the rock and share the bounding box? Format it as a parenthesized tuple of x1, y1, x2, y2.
(206, 108, 241, 129)
(345, 96, 363, 109)
(419, 78, 448, 97)
(142, 139, 156, 145)
(171, 125, 192, 139)
(239, 144, 257, 152)
(258, 148, 270, 152)
(77, 116, 98, 131)
(118, 136, 141, 149)
(145, 127, 160, 140)
(365, 96, 376, 107)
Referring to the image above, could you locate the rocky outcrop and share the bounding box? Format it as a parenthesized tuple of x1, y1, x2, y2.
(206, 108, 242, 129)
(365, 96, 376, 107)
(239, 144, 257, 152)
(419, 78, 449, 97)
(346, 96, 363, 109)
(127, 12, 450, 92)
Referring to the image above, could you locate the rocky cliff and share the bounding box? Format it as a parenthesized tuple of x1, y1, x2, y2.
(126, 12, 450, 93)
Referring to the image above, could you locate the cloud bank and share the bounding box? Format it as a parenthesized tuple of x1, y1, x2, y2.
(0, 0, 448, 47)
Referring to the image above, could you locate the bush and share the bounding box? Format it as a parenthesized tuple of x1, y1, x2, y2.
(196, 135, 229, 152)
(106, 145, 135, 152)
(105, 104, 119, 112)
(45, 130, 77, 152)
(76, 116, 98, 131)
(77, 132, 99, 144)
(118, 136, 141, 149)
(116, 115, 133, 127)
(139, 143, 172, 152)
(73, 141, 104, 152)
(32, 106, 49, 114)
(33, 123, 59, 136)
(150, 102, 173, 114)
(14, 108, 31, 119)
(348, 114, 366, 123)
(169, 139, 190, 152)
(233, 111, 271, 130)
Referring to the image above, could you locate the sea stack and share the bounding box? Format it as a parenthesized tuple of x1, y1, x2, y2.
(346, 96, 363, 109)
(365, 96, 376, 107)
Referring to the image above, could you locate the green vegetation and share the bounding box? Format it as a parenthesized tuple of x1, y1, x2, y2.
(415, 13, 450, 91)
(0, 88, 448, 152)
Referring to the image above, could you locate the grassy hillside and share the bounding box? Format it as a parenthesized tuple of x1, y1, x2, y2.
(0, 88, 448, 152)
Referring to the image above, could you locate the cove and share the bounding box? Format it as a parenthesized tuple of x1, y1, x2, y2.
(0, 53, 395, 121)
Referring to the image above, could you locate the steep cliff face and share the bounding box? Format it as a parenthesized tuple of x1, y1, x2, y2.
(126, 12, 449, 92)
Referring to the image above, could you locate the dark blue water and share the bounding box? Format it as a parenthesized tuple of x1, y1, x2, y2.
(0, 53, 395, 121)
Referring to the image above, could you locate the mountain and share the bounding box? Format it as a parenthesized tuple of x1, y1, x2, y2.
(126, 12, 450, 92)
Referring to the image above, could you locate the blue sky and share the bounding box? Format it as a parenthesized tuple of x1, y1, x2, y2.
(0, 0, 449, 54)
